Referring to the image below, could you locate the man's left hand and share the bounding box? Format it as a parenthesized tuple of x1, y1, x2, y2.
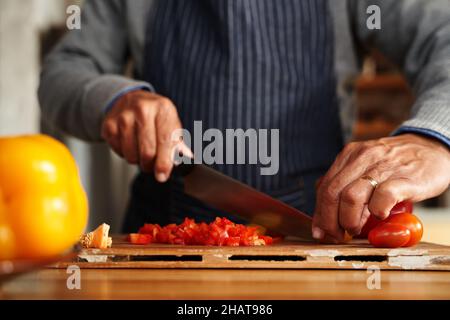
(312, 134, 450, 242)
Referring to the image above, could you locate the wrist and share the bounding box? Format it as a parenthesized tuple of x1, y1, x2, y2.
(104, 86, 151, 115)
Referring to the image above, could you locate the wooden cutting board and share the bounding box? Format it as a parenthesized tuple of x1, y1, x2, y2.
(52, 236, 450, 271)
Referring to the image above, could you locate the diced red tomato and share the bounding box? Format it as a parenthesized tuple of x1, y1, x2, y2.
(127, 217, 279, 246)
(260, 236, 274, 245)
(127, 233, 153, 245)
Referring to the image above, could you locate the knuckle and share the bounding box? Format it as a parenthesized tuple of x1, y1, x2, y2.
(158, 131, 172, 145)
(369, 204, 389, 220)
(377, 185, 397, 202)
(135, 103, 151, 120)
(369, 144, 387, 157)
(358, 142, 387, 159)
(344, 141, 358, 153)
(341, 188, 364, 206)
(140, 145, 156, 162)
(102, 121, 117, 138)
(321, 187, 338, 206)
(117, 112, 133, 129)
(158, 96, 174, 108)
(358, 143, 372, 155)
(159, 100, 178, 118)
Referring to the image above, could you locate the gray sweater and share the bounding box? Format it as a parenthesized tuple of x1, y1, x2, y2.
(38, 0, 450, 147)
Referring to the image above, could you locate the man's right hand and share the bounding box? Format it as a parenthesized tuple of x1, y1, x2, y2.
(101, 90, 185, 183)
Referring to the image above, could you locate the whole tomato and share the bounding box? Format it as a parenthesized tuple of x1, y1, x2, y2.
(384, 213, 423, 246)
(357, 201, 413, 238)
(389, 201, 414, 215)
(368, 223, 411, 248)
(368, 213, 423, 248)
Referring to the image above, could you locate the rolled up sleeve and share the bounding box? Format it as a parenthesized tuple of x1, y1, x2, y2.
(38, 0, 153, 141)
(349, 0, 450, 146)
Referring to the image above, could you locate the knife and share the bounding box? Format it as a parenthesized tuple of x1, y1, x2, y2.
(174, 159, 313, 240)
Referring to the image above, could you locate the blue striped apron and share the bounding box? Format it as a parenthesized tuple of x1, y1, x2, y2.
(122, 0, 343, 231)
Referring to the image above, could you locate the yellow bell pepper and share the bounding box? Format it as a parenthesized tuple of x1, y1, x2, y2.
(0, 134, 88, 260)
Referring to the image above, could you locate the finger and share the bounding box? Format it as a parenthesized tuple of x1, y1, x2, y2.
(314, 144, 390, 240)
(359, 204, 372, 234)
(339, 177, 377, 236)
(118, 112, 139, 164)
(101, 120, 122, 157)
(314, 153, 368, 241)
(136, 105, 158, 173)
(313, 186, 345, 241)
(154, 104, 181, 182)
(368, 178, 417, 220)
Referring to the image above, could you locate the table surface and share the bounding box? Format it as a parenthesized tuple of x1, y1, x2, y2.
(1, 268, 450, 300)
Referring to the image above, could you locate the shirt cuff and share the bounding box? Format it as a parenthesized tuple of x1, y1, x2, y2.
(392, 126, 450, 149)
(81, 75, 154, 140)
(103, 84, 153, 114)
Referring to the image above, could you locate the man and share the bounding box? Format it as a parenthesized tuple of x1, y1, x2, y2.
(39, 0, 450, 242)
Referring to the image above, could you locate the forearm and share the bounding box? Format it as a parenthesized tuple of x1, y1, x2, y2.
(38, 60, 151, 141)
(350, 0, 450, 145)
(38, 0, 152, 141)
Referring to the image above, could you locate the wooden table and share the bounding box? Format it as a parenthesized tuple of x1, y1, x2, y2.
(1, 268, 450, 300)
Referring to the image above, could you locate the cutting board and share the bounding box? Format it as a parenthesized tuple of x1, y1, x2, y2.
(52, 236, 450, 271)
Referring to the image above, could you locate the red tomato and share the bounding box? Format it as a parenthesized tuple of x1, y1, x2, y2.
(138, 223, 161, 238)
(224, 237, 240, 246)
(129, 217, 277, 246)
(260, 236, 274, 245)
(390, 201, 414, 215)
(357, 201, 413, 238)
(127, 233, 153, 245)
(368, 223, 411, 248)
(357, 215, 382, 239)
(384, 213, 423, 247)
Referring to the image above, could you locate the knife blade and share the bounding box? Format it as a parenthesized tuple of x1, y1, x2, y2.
(174, 160, 313, 240)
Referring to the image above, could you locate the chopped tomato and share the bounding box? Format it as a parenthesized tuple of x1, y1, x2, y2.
(127, 217, 278, 246)
(127, 233, 153, 245)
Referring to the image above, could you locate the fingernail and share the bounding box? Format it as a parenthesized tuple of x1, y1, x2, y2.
(156, 172, 168, 183)
(312, 227, 325, 239)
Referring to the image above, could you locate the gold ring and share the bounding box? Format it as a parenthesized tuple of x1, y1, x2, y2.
(361, 175, 378, 188)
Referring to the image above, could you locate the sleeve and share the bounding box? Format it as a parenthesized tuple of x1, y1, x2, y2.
(348, 0, 450, 146)
(38, 0, 153, 141)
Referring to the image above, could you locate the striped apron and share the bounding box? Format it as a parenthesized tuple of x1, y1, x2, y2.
(122, 0, 343, 232)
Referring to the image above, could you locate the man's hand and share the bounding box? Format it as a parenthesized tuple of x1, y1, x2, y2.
(101, 90, 187, 182)
(312, 134, 450, 242)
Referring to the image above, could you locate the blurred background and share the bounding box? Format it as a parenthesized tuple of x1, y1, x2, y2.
(1, 0, 449, 243)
